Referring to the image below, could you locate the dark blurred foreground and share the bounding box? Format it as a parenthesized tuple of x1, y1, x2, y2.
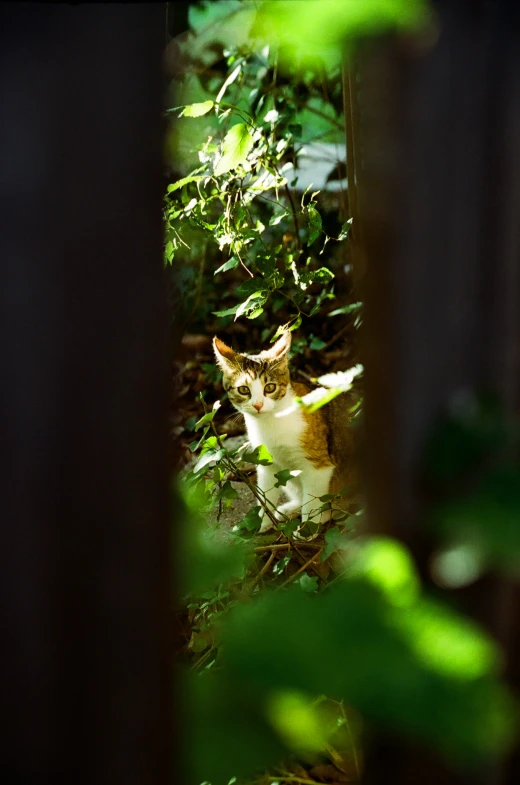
(0, 4, 171, 784)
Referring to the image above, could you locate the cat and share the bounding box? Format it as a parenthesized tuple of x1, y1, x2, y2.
(213, 331, 358, 533)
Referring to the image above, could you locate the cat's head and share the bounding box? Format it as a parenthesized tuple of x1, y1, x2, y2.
(213, 332, 291, 416)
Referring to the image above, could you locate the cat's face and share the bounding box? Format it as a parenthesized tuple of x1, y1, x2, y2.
(213, 332, 291, 416)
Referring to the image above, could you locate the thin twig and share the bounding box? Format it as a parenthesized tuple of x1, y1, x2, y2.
(254, 542, 321, 553)
(342, 60, 358, 239)
(266, 775, 322, 785)
(301, 102, 345, 132)
(279, 548, 324, 588)
(284, 183, 301, 251)
(295, 368, 317, 384)
(251, 549, 277, 586)
(191, 646, 216, 672)
(323, 322, 351, 350)
(274, 162, 301, 251)
(236, 249, 254, 277)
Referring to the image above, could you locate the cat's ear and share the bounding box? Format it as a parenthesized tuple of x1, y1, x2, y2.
(213, 336, 238, 372)
(262, 330, 291, 361)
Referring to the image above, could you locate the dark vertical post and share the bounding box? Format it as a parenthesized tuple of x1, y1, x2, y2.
(0, 4, 171, 784)
(359, 1, 520, 783)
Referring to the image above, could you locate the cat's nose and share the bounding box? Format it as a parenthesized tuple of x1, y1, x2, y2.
(253, 401, 263, 412)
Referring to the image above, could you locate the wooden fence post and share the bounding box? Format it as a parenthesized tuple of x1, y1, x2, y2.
(356, 2, 520, 783)
(0, 5, 171, 784)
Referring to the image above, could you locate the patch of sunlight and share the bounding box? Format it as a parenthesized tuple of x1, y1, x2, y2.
(393, 600, 499, 680)
(345, 537, 420, 607)
(266, 690, 330, 753)
(431, 543, 484, 588)
(254, 0, 432, 70)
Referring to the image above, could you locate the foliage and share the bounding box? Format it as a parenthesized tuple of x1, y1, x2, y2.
(165, 75, 348, 331)
(167, 3, 517, 785)
(182, 538, 516, 785)
(253, 0, 432, 71)
(165, 0, 355, 335)
(424, 391, 520, 582)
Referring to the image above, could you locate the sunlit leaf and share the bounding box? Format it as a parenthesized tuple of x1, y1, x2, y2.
(306, 205, 322, 246)
(195, 402, 221, 431)
(193, 449, 226, 475)
(214, 123, 255, 176)
(274, 469, 302, 487)
(318, 365, 363, 390)
(252, 0, 430, 71)
(166, 174, 205, 193)
(328, 301, 363, 317)
(344, 537, 420, 608)
(266, 689, 329, 751)
(242, 444, 273, 466)
(216, 63, 242, 104)
(214, 256, 239, 275)
(338, 219, 352, 240)
(181, 100, 215, 117)
(213, 303, 241, 318)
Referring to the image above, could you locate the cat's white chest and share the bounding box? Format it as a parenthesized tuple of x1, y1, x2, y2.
(244, 405, 307, 470)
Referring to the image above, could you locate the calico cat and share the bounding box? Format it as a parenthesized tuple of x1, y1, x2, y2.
(213, 331, 358, 533)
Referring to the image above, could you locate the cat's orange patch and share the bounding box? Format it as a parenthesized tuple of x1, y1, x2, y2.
(292, 381, 361, 510)
(292, 382, 334, 469)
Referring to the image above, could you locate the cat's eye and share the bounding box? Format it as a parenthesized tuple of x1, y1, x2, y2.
(264, 383, 276, 394)
(237, 385, 250, 396)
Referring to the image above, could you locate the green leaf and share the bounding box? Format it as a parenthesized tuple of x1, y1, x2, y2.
(193, 449, 226, 475)
(306, 206, 322, 246)
(189, 631, 210, 652)
(216, 481, 239, 501)
(312, 267, 334, 284)
(213, 303, 241, 318)
(236, 506, 263, 532)
(242, 444, 273, 466)
(271, 316, 301, 343)
(189, 427, 210, 453)
(166, 174, 205, 193)
(216, 63, 243, 104)
(215, 123, 255, 176)
(322, 526, 348, 561)
(215, 257, 239, 275)
(274, 469, 302, 488)
(181, 100, 215, 117)
(269, 211, 289, 227)
(299, 574, 319, 593)
(338, 219, 352, 240)
(236, 278, 268, 299)
(328, 302, 363, 317)
(280, 518, 300, 536)
(235, 291, 268, 319)
(310, 337, 327, 350)
(273, 553, 292, 575)
(195, 410, 218, 431)
(298, 386, 343, 413)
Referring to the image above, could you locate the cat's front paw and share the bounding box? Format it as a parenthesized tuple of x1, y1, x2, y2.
(275, 500, 301, 520)
(258, 515, 275, 534)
